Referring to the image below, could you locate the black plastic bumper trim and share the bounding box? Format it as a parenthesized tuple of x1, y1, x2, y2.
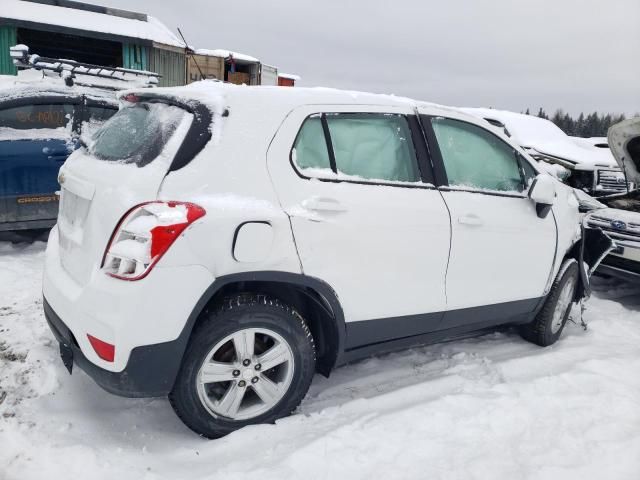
(43, 298, 186, 398)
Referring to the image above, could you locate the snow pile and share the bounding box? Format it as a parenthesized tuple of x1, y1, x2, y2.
(1, 243, 640, 479)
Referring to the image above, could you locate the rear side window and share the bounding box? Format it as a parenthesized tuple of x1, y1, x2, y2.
(292, 115, 331, 170)
(0, 103, 73, 130)
(292, 113, 421, 183)
(431, 117, 524, 192)
(89, 102, 189, 167)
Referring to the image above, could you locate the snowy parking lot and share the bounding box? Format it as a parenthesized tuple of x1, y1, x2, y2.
(1, 240, 639, 480)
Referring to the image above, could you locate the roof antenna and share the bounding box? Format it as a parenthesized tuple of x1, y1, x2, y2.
(177, 27, 205, 81)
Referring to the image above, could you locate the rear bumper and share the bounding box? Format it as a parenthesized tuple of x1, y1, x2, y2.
(0, 219, 56, 232)
(44, 297, 186, 397)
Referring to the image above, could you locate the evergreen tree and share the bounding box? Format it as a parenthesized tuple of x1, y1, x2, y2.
(537, 107, 549, 120)
(543, 111, 627, 137)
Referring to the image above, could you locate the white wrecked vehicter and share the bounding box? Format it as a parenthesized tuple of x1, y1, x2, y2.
(42, 83, 611, 438)
(586, 118, 640, 281)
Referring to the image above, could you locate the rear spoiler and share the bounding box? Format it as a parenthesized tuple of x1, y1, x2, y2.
(608, 117, 640, 185)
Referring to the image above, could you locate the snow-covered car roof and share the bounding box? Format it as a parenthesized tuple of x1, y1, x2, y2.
(122, 81, 471, 123)
(462, 107, 618, 169)
(3, 0, 184, 48)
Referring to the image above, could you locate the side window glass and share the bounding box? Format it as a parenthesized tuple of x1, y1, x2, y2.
(292, 115, 331, 171)
(325, 114, 420, 182)
(0, 104, 74, 130)
(79, 105, 118, 140)
(431, 117, 524, 192)
(519, 155, 538, 187)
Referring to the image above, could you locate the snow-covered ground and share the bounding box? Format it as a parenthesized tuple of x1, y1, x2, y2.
(1, 241, 639, 480)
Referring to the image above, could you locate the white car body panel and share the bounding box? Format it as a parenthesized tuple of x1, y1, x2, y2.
(267, 104, 451, 323)
(42, 84, 584, 376)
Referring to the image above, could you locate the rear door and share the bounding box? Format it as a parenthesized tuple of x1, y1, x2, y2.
(267, 105, 451, 346)
(420, 111, 557, 329)
(0, 97, 79, 229)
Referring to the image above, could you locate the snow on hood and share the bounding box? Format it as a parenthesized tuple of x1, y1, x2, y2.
(462, 108, 618, 169)
(3, 0, 184, 48)
(608, 117, 640, 184)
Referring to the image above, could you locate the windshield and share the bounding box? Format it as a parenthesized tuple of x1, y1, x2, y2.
(88, 102, 189, 167)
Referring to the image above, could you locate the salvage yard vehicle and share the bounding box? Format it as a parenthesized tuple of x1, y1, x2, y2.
(463, 108, 634, 197)
(0, 45, 158, 235)
(0, 82, 117, 234)
(588, 117, 640, 282)
(43, 84, 611, 438)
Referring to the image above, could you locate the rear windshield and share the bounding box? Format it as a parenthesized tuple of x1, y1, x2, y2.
(88, 102, 188, 167)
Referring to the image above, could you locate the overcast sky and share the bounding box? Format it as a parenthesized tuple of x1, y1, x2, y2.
(100, 0, 639, 115)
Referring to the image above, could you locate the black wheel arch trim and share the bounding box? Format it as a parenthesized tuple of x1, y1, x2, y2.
(180, 271, 347, 372)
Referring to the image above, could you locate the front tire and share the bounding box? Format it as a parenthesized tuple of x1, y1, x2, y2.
(520, 261, 579, 347)
(169, 294, 316, 439)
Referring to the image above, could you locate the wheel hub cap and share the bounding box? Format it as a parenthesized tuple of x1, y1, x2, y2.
(196, 327, 295, 421)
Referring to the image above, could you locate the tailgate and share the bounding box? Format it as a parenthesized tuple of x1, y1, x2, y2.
(56, 100, 197, 285)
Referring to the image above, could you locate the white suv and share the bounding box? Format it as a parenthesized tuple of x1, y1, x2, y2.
(43, 83, 607, 438)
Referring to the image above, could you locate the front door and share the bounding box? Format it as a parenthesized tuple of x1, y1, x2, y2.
(267, 105, 451, 345)
(421, 112, 557, 329)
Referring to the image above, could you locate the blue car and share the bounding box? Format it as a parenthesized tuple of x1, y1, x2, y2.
(0, 84, 117, 234)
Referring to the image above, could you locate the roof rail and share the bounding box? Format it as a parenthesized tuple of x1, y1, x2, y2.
(10, 44, 160, 89)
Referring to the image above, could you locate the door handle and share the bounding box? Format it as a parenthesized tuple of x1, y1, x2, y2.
(302, 197, 347, 213)
(458, 214, 483, 226)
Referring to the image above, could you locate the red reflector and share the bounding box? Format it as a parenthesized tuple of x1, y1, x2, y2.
(122, 93, 140, 103)
(87, 334, 115, 362)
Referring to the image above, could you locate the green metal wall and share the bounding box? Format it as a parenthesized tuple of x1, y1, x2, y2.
(0, 26, 18, 76)
(149, 48, 185, 87)
(123, 44, 185, 87)
(122, 43, 149, 71)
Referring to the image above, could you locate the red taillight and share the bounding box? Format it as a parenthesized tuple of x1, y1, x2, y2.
(87, 334, 115, 362)
(101, 201, 205, 281)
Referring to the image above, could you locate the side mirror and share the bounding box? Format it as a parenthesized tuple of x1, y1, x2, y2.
(529, 174, 557, 218)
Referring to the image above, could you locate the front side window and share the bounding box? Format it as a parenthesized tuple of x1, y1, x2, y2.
(292, 113, 421, 183)
(431, 117, 524, 192)
(0, 103, 73, 130)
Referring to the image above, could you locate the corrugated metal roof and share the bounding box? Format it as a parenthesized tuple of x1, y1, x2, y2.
(1, 0, 185, 48)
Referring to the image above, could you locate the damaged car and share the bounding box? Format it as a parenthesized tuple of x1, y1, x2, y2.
(43, 84, 612, 438)
(586, 118, 640, 281)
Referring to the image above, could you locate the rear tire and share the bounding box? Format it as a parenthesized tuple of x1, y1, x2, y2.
(520, 262, 579, 347)
(169, 294, 316, 438)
